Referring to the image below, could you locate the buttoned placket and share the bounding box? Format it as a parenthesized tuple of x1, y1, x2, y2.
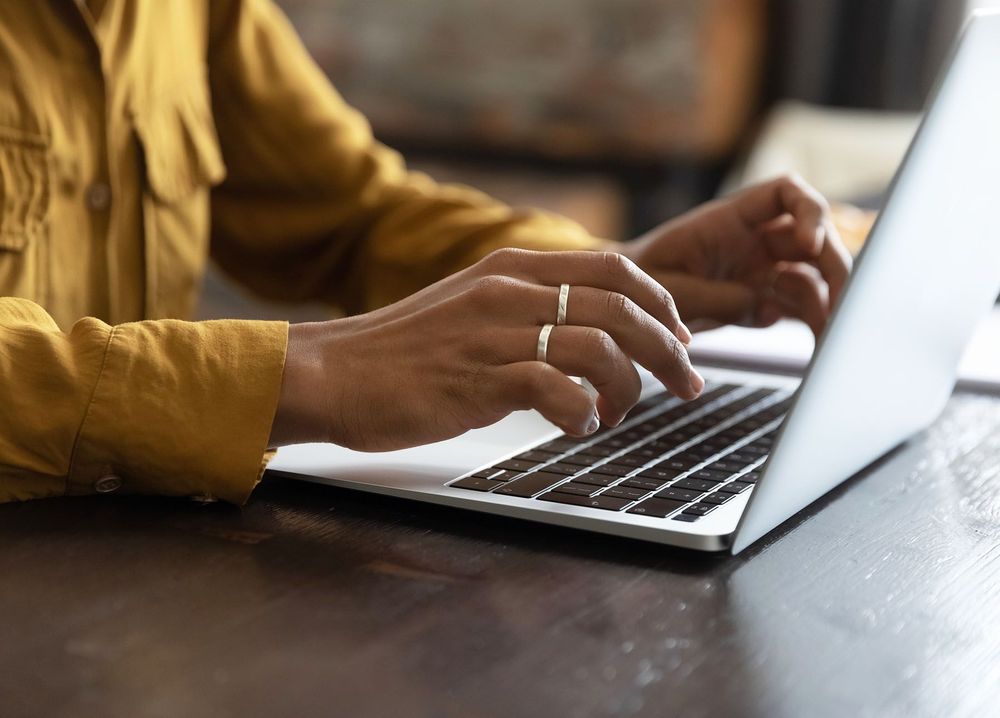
(64, 0, 123, 323)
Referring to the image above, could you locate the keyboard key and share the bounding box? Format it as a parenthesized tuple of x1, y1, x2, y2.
(741, 472, 762, 483)
(667, 453, 703, 467)
(538, 492, 631, 511)
(672, 478, 719, 493)
(573, 473, 619, 487)
(538, 439, 576, 453)
(625, 447, 660, 459)
(634, 394, 669, 413)
(718, 481, 752, 494)
(493, 472, 565, 498)
(682, 503, 717, 517)
(656, 487, 703, 503)
(560, 453, 603, 467)
(472, 468, 504, 479)
(647, 438, 678, 451)
(488, 470, 521, 482)
(655, 458, 695, 472)
(706, 460, 747, 474)
(514, 450, 558, 463)
(701, 492, 736, 505)
(451, 477, 499, 492)
(685, 445, 721, 459)
(596, 437, 630, 449)
(496, 459, 542, 473)
(614, 455, 648, 468)
(552, 482, 599, 497)
(627, 498, 686, 518)
(691, 468, 732, 483)
(672, 513, 700, 522)
(603, 486, 649, 501)
(585, 445, 617, 458)
(590, 464, 633, 477)
(543, 463, 581, 475)
(620, 477, 669, 491)
(637, 467, 684, 482)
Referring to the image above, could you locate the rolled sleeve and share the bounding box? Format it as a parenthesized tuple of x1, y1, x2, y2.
(0, 297, 287, 505)
(66, 318, 288, 504)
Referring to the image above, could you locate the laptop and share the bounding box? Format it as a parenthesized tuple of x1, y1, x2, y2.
(267, 12, 1000, 554)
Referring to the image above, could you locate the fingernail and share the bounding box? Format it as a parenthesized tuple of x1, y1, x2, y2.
(689, 368, 705, 396)
(586, 413, 600, 434)
(678, 322, 693, 344)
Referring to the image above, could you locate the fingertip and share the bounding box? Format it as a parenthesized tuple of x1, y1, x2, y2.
(689, 367, 705, 397)
(805, 225, 824, 256)
(678, 321, 694, 345)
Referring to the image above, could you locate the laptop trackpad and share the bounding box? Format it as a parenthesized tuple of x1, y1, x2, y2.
(267, 410, 561, 491)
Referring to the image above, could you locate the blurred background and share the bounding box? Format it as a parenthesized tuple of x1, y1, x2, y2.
(201, 0, 992, 318)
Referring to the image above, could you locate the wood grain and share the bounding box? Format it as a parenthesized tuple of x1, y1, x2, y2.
(2, 393, 1000, 718)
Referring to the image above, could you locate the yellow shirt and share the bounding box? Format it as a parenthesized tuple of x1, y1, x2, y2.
(0, 0, 600, 504)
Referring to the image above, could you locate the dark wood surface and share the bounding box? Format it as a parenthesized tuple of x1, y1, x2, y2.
(3, 392, 1000, 718)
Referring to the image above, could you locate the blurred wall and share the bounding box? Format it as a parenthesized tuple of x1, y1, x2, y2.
(279, 0, 766, 163)
(767, 0, 966, 111)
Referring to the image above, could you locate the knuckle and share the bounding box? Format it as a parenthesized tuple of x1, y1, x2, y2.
(484, 247, 536, 273)
(666, 334, 690, 367)
(601, 251, 635, 280)
(484, 247, 519, 267)
(782, 172, 830, 213)
(522, 362, 551, 402)
(660, 287, 678, 316)
(584, 327, 616, 361)
(606, 291, 634, 324)
(469, 274, 514, 307)
(780, 171, 806, 189)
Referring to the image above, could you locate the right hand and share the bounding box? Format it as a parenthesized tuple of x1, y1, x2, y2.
(268, 248, 704, 451)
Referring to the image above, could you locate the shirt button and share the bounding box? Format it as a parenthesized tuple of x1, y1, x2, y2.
(85, 182, 112, 211)
(94, 475, 123, 494)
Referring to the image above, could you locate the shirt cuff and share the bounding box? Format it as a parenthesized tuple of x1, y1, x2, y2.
(67, 318, 289, 505)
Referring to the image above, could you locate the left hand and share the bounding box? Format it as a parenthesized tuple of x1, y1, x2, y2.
(621, 174, 853, 338)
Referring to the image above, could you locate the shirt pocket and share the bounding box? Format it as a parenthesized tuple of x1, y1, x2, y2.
(0, 126, 51, 301)
(132, 85, 227, 318)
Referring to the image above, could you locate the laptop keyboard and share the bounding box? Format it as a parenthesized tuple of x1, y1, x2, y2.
(448, 383, 792, 523)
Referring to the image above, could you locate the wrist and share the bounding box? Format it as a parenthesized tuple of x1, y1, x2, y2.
(269, 322, 330, 447)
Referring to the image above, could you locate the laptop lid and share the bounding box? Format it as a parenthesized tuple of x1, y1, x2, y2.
(732, 12, 1000, 554)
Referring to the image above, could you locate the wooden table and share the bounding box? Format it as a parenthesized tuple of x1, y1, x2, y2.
(3, 392, 1000, 718)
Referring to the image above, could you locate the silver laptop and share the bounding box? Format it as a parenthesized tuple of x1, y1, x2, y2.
(268, 13, 1000, 554)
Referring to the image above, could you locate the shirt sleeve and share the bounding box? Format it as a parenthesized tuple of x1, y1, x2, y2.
(205, 0, 604, 316)
(0, 297, 287, 505)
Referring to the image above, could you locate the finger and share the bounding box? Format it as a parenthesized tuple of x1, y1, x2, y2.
(647, 272, 758, 329)
(768, 264, 830, 338)
(760, 213, 851, 305)
(483, 248, 693, 344)
(491, 325, 643, 426)
(513, 283, 701, 401)
(490, 361, 598, 436)
(819, 217, 853, 304)
(732, 174, 829, 255)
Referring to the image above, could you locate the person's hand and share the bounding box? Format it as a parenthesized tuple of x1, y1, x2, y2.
(621, 174, 853, 338)
(269, 249, 703, 450)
